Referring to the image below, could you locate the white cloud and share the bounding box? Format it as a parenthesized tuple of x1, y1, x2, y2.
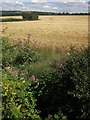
(32, 0, 47, 3)
(1, 0, 23, 4)
(53, 6, 58, 10)
(1, 0, 24, 11)
(57, 0, 86, 3)
(44, 4, 58, 9)
(1, 0, 86, 4)
(44, 5, 50, 8)
(1, 0, 88, 12)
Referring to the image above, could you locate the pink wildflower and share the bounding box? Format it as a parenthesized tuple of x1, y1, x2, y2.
(31, 75, 35, 81)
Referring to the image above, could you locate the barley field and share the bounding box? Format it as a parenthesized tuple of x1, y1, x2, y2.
(2, 15, 88, 50)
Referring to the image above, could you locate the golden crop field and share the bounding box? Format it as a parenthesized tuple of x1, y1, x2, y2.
(2, 15, 88, 50)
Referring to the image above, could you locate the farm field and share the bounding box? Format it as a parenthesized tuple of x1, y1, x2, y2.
(2, 15, 88, 50)
(2, 14, 89, 120)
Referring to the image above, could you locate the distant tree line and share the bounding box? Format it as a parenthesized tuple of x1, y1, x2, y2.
(32, 11, 90, 15)
(0, 11, 39, 22)
(0, 11, 21, 16)
(0, 11, 90, 16)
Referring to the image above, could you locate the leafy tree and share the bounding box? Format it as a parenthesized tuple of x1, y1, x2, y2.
(22, 12, 39, 20)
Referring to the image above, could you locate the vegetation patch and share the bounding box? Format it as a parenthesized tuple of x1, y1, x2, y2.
(0, 18, 23, 22)
(22, 12, 39, 20)
(0, 12, 39, 22)
(2, 36, 89, 119)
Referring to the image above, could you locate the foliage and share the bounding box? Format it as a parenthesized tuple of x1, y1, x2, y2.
(0, 18, 23, 22)
(2, 77, 41, 119)
(1, 11, 89, 17)
(1, 11, 21, 16)
(34, 47, 89, 119)
(2, 37, 52, 81)
(22, 12, 39, 20)
(2, 36, 89, 119)
(2, 37, 38, 68)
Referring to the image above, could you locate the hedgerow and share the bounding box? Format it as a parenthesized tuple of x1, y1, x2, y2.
(2, 36, 89, 119)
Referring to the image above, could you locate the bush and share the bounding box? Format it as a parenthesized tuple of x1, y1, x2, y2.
(2, 77, 41, 119)
(2, 37, 38, 68)
(22, 12, 39, 20)
(35, 47, 89, 119)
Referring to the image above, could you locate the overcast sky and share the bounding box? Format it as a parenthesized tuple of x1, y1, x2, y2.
(0, 0, 89, 12)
